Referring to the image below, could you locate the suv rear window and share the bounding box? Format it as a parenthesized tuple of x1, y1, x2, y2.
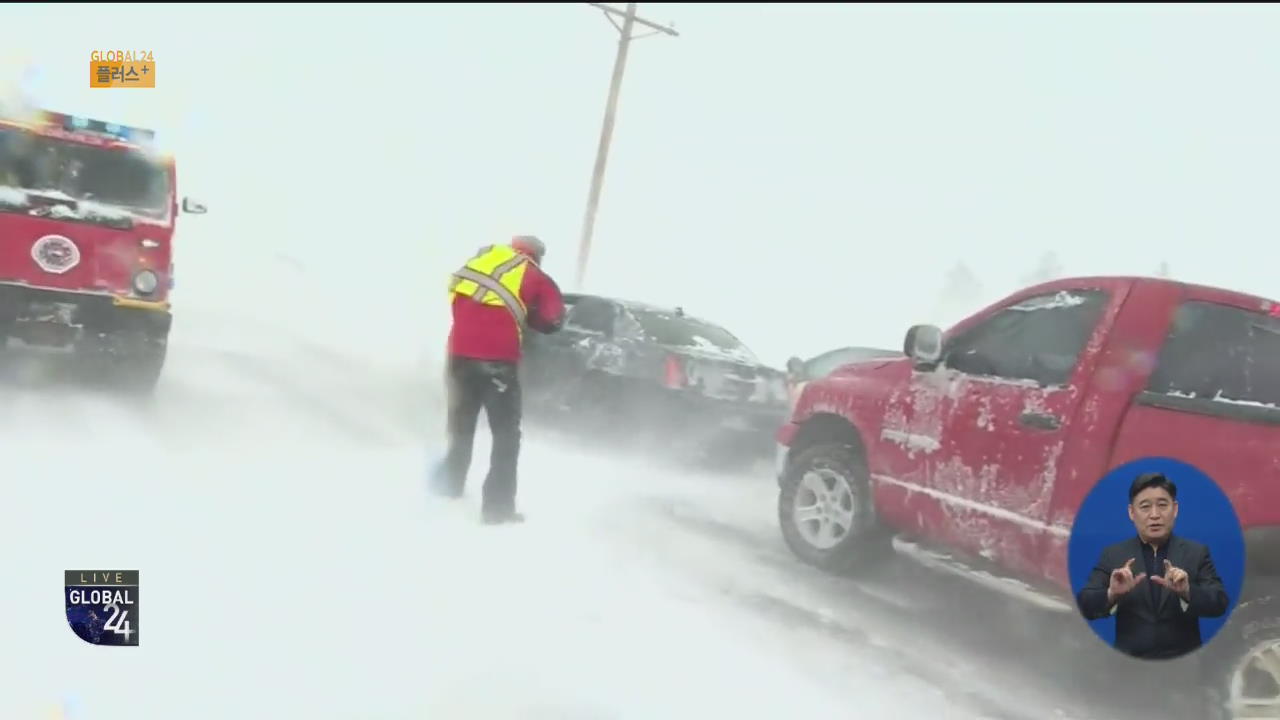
(632, 310, 748, 355)
(1146, 300, 1280, 408)
(564, 297, 616, 335)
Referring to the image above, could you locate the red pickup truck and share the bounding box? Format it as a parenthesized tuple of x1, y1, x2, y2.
(774, 275, 1279, 717)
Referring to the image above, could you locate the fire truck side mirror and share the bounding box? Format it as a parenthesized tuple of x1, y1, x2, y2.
(182, 197, 207, 214)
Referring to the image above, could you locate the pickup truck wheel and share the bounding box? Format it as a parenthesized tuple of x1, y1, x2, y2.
(778, 442, 885, 574)
(1200, 594, 1280, 720)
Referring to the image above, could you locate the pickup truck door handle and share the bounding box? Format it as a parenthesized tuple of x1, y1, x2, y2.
(1019, 412, 1061, 431)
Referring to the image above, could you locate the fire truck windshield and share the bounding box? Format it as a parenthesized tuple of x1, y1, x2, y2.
(0, 127, 171, 219)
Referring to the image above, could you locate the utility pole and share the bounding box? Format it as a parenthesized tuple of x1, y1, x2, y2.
(575, 2, 678, 291)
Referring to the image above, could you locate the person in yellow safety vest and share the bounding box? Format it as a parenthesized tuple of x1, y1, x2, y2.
(430, 235, 566, 524)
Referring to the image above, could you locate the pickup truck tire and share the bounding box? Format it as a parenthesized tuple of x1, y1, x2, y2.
(778, 442, 887, 574)
(1200, 592, 1280, 720)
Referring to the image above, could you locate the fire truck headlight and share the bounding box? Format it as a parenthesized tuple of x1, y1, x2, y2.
(133, 270, 159, 295)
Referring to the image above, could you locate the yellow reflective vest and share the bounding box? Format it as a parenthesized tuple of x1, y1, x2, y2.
(448, 244, 532, 335)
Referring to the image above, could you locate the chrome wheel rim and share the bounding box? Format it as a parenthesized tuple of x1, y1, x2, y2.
(1228, 637, 1280, 718)
(792, 467, 857, 550)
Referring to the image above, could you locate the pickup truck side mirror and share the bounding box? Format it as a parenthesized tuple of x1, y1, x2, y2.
(904, 324, 943, 369)
(786, 356, 806, 380)
(182, 197, 207, 214)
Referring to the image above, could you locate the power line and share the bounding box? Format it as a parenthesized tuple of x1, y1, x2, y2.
(574, 3, 678, 291)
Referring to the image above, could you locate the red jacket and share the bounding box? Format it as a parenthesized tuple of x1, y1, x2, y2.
(447, 259, 566, 363)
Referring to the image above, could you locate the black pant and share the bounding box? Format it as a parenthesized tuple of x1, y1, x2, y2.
(434, 355, 523, 515)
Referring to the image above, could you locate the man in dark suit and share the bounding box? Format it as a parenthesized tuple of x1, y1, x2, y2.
(1076, 472, 1230, 660)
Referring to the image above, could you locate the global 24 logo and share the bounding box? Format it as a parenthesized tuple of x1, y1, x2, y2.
(64, 570, 140, 646)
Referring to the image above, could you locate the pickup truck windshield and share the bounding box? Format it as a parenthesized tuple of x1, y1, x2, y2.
(1147, 300, 1280, 408)
(0, 127, 171, 218)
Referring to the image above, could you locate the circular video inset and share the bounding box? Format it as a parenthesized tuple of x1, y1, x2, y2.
(1068, 456, 1245, 661)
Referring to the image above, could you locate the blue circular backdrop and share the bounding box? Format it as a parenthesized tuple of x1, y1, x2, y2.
(1067, 456, 1246, 651)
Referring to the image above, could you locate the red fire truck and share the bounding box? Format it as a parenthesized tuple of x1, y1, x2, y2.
(0, 109, 205, 391)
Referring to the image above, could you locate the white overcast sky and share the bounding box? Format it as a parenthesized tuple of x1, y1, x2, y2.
(2, 2, 1278, 367)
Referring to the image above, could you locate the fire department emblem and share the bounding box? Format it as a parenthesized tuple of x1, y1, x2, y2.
(31, 234, 81, 274)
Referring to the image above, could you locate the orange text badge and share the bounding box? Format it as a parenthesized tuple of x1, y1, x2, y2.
(89, 51, 155, 88)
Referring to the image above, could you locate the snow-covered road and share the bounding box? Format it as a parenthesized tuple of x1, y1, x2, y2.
(0, 308, 1209, 720)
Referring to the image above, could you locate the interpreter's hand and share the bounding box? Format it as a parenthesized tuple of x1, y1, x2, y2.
(1107, 558, 1147, 604)
(1151, 559, 1191, 601)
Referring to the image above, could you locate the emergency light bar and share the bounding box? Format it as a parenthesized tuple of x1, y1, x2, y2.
(38, 110, 156, 144)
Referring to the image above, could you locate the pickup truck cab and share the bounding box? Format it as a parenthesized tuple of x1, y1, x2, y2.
(774, 275, 1279, 717)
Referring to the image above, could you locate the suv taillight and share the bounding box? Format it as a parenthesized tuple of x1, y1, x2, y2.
(663, 354, 686, 389)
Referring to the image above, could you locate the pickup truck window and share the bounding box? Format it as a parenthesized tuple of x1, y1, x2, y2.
(942, 289, 1109, 386)
(1146, 300, 1280, 408)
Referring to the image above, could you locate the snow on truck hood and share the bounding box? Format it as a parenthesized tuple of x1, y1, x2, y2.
(845, 356, 902, 368)
(831, 356, 904, 375)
